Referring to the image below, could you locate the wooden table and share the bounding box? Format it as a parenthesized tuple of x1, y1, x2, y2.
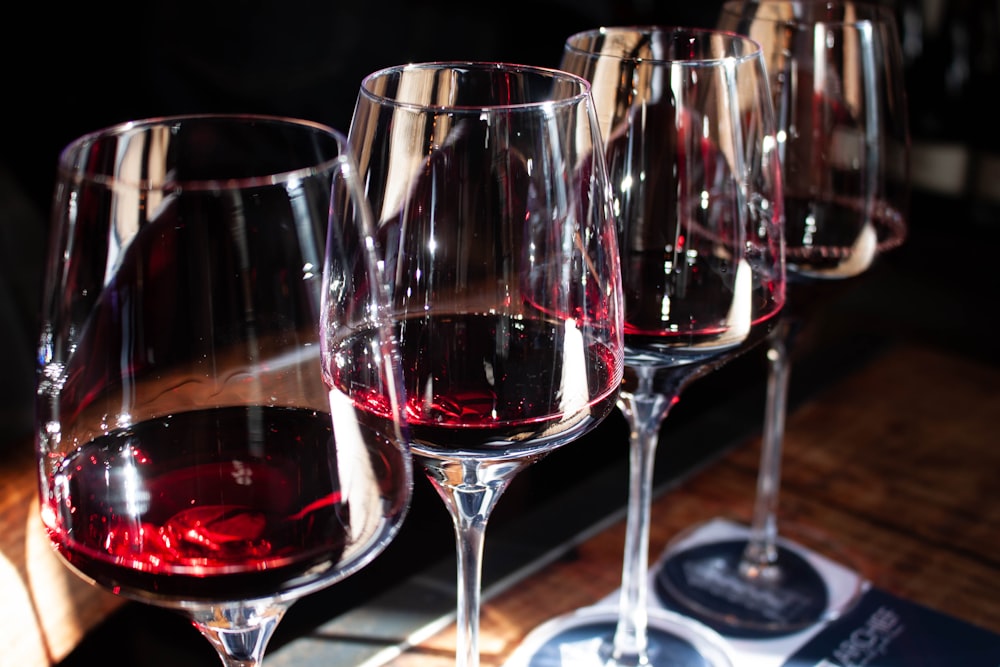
(1, 437, 123, 665)
(375, 340, 1000, 666)
(4, 339, 999, 666)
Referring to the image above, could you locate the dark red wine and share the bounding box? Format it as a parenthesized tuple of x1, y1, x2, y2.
(336, 314, 620, 458)
(41, 406, 408, 604)
(780, 196, 908, 322)
(624, 320, 777, 371)
(784, 196, 907, 279)
(622, 249, 783, 368)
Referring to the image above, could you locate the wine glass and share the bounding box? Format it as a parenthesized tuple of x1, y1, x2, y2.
(34, 114, 413, 667)
(654, 0, 910, 636)
(347, 61, 625, 667)
(505, 27, 786, 667)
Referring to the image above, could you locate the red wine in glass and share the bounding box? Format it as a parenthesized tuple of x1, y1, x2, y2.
(783, 195, 908, 319)
(394, 314, 620, 456)
(43, 406, 407, 602)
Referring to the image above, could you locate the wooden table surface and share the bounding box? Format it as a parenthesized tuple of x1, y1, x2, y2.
(379, 340, 1000, 666)
(4, 338, 999, 666)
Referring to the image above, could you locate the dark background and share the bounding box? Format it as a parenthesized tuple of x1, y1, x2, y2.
(2, 1, 998, 664)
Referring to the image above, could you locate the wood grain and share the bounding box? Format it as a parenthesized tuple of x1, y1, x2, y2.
(0, 442, 123, 666)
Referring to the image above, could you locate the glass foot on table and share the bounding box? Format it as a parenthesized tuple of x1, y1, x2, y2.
(504, 605, 735, 667)
(654, 539, 831, 638)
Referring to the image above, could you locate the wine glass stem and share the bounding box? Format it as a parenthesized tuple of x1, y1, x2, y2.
(427, 459, 523, 667)
(742, 319, 791, 575)
(191, 603, 287, 667)
(456, 491, 490, 667)
(613, 370, 674, 665)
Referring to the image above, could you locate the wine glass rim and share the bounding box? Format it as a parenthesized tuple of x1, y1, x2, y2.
(718, 0, 897, 27)
(57, 112, 352, 192)
(563, 26, 764, 66)
(358, 61, 594, 112)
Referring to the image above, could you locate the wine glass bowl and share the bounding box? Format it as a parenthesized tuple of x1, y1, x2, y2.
(35, 114, 413, 665)
(569, 28, 785, 362)
(729, 0, 910, 278)
(653, 0, 910, 637)
(348, 62, 625, 667)
(505, 27, 785, 667)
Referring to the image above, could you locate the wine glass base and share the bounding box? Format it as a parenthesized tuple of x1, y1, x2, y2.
(504, 605, 735, 667)
(655, 539, 829, 638)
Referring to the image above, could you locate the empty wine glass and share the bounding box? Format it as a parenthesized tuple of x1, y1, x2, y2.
(35, 114, 413, 667)
(505, 27, 786, 667)
(347, 62, 625, 667)
(654, 0, 910, 636)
